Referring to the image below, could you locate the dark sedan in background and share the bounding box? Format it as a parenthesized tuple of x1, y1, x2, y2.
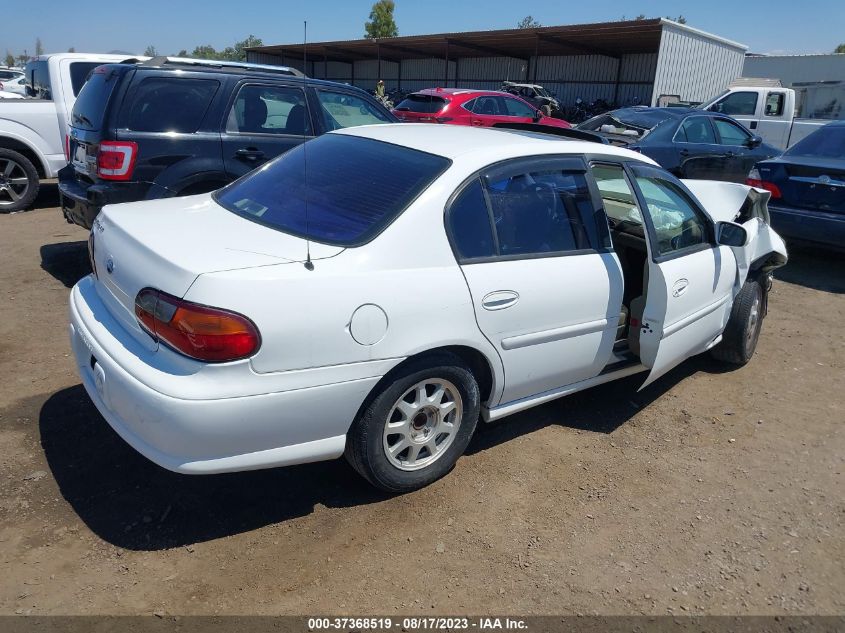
(577, 107, 780, 183)
(747, 121, 844, 250)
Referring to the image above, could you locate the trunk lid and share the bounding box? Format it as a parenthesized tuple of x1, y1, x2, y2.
(392, 94, 448, 123)
(760, 156, 845, 213)
(90, 193, 343, 351)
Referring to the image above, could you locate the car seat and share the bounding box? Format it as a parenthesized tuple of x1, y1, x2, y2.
(285, 104, 310, 136)
(243, 97, 268, 133)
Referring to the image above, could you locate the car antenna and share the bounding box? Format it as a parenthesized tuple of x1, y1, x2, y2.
(303, 19, 314, 272)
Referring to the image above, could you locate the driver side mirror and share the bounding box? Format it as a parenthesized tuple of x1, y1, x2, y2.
(716, 221, 748, 247)
(746, 135, 763, 148)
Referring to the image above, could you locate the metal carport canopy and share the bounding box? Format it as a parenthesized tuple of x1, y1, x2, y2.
(246, 18, 666, 63)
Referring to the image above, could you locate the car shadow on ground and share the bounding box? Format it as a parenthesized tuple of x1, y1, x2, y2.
(32, 181, 60, 210)
(40, 356, 718, 551)
(776, 246, 845, 294)
(40, 240, 90, 288)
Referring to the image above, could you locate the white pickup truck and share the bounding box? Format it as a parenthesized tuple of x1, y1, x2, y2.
(699, 85, 841, 151)
(0, 53, 141, 212)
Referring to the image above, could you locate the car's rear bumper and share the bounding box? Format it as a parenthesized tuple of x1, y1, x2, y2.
(58, 166, 153, 229)
(69, 276, 384, 474)
(768, 204, 845, 250)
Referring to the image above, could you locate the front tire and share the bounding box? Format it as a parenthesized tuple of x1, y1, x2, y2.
(345, 353, 480, 493)
(711, 279, 764, 365)
(0, 148, 39, 213)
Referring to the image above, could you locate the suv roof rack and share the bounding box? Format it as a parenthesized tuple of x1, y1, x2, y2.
(139, 56, 305, 78)
(491, 122, 608, 144)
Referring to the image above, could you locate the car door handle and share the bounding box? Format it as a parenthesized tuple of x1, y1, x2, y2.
(482, 290, 519, 311)
(235, 148, 265, 160)
(679, 149, 690, 156)
(471, 120, 484, 126)
(725, 151, 735, 157)
(671, 278, 689, 298)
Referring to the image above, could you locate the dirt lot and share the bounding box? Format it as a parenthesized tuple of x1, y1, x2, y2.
(0, 185, 843, 616)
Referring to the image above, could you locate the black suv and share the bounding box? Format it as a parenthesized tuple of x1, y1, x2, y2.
(60, 57, 396, 229)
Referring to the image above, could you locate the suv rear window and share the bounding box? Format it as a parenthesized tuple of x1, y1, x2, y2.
(214, 134, 451, 246)
(395, 94, 447, 114)
(71, 66, 124, 131)
(124, 77, 219, 133)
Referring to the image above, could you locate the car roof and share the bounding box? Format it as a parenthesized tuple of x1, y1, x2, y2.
(335, 123, 655, 164)
(411, 88, 501, 98)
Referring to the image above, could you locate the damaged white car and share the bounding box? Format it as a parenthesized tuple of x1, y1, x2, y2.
(69, 124, 787, 492)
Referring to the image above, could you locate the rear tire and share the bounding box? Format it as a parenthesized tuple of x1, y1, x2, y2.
(0, 148, 39, 213)
(711, 279, 764, 365)
(345, 353, 480, 493)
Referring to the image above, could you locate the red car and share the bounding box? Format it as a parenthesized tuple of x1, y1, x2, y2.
(392, 88, 571, 129)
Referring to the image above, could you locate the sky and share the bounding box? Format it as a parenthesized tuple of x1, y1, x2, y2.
(6, 0, 844, 58)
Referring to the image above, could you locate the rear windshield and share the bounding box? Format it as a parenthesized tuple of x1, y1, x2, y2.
(394, 94, 448, 114)
(25, 60, 50, 99)
(579, 109, 673, 138)
(785, 125, 845, 159)
(214, 134, 451, 246)
(71, 66, 124, 130)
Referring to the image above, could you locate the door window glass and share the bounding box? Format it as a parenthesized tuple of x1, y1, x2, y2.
(125, 77, 219, 133)
(316, 89, 392, 130)
(634, 175, 710, 256)
(713, 118, 751, 146)
(485, 168, 594, 256)
(713, 91, 758, 116)
(676, 116, 716, 143)
(764, 92, 785, 116)
(591, 164, 642, 225)
(227, 84, 311, 135)
(501, 96, 535, 117)
(472, 96, 500, 116)
(447, 179, 495, 260)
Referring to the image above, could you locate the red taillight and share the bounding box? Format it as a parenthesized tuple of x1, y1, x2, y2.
(134, 288, 261, 362)
(97, 140, 137, 180)
(745, 178, 782, 199)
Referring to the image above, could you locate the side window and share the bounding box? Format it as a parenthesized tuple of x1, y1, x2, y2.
(501, 97, 536, 117)
(676, 116, 716, 144)
(591, 164, 642, 225)
(227, 84, 311, 135)
(316, 89, 391, 131)
(447, 179, 495, 260)
(69, 62, 102, 96)
(713, 118, 751, 146)
(713, 91, 758, 116)
(26, 61, 51, 99)
(764, 92, 785, 117)
(473, 96, 499, 116)
(125, 77, 219, 133)
(484, 167, 594, 256)
(462, 97, 477, 113)
(633, 175, 710, 256)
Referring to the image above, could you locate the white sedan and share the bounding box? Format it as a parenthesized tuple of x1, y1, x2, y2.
(69, 124, 787, 492)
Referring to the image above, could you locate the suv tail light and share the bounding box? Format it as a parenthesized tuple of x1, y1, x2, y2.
(745, 168, 781, 199)
(97, 140, 137, 180)
(134, 288, 261, 362)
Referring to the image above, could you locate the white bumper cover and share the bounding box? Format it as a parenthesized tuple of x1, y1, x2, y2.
(69, 277, 383, 474)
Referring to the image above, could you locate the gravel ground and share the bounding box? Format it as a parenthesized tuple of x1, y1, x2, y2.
(0, 186, 842, 616)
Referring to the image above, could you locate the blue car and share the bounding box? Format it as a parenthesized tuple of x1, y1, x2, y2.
(577, 107, 780, 183)
(748, 121, 845, 251)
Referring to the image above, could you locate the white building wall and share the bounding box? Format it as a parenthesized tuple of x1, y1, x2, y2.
(743, 54, 845, 86)
(651, 22, 747, 106)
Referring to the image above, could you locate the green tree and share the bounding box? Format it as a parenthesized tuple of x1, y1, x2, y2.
(175, 49, 188, 57)
(364, 0, 398, 39)
(4, 50, 15, 67)
(835, 43, 845, 54)
(190, 44, 221, 60)
(35, 37, 44, 56)
(517, 15, 541, 28)
(67, 47, 76, 53)
(233, 35, 263, 61)
(144, 45, 158, 57)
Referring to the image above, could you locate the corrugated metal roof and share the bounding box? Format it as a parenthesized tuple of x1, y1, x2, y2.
(247, 19, 669, 63)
